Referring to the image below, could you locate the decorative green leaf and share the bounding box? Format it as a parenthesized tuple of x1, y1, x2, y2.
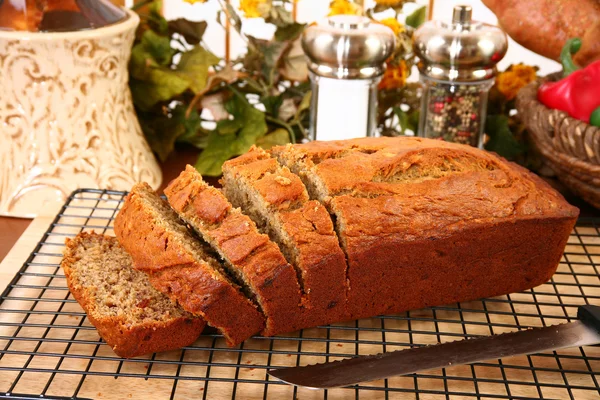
(245, 37, 287, 87)
(408, 110, 420, 133)
(168, 19, 208, 44)
(172, 105, 205, 147)
(406, 6, 426, 29)
(144, 0, 169, 35)
(274, 22, 305, 41)
(232, 95, 268, 150)
(141, 30, 174, 66)
(297, 91, 312, 114)
(256, 128, 290, 150)
(195, 95, 268, 176)
(262, 42, 287, 85)
(590, 106, 600, 127)
(130, 30, 175, 81)
(393, 107, 409, 134)
(179, 134, 209, 149)
(137, 110, 185, 162)
(148, 0, 162, 16)
(485, 115, 525, 160)
(130, 70, 190, 111)
(372, 1, 406, 13)
(130, 45, 155, 80)
(279, 38, 308, 82)
(393, 106, 420, 134)
(217, 119, 243, 135)
(266, 5, 294, 27)
(261, 95, 284, 117)
(140, 105, 206, 161)
(194, 130, 239, 176)
(177, 46, 220, 93)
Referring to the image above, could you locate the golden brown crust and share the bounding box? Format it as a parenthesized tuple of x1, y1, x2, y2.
(222, 148, 349, 325)
(61, 233, 205, 358)
(272, 137, 579, 218)
(114, 183, 265, 346)
(341, 214, 575, 318)
(273, 137, 579, 318)
(278, 201, 348, 312)
(164, 166, 305, 336)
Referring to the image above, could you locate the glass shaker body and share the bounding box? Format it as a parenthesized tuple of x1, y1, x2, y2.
(413, 5, 508, 148)
(418, 76, 493, 148)
(308, 72, 380, 141)
(302, 15, 395, 141)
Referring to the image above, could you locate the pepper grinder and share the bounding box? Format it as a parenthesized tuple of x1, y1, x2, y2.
(413, 5, 508, 147)
(302, 15, 395, 141)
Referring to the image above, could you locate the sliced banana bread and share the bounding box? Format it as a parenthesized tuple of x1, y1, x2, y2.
(165, 165, 305, 336)
(221, 147, 348, 326)
(61, 232, 205, 358)
(113, 183, 265, 346)
(273, 137, 579, 319)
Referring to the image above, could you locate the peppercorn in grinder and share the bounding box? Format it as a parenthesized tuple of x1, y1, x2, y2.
(413, 5, 508, 147)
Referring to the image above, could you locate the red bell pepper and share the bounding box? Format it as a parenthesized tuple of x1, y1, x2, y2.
(537, 38, 600, 125)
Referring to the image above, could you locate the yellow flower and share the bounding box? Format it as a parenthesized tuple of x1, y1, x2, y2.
(378, 60, 408, 90)
(375, 0, 403, 6)
(183, 0, 207, 3)
(495, 64, 537, 100)
(328, 0, 361, 16)
(240, 0, 271, 18)
(379, 17, 404, 36)
(511, 64, 537, 83)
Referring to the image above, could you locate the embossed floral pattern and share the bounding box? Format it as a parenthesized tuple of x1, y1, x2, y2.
(0, 12, 161, 216)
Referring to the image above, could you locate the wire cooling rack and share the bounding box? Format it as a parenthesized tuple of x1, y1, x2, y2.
(0, 189, 599, 400)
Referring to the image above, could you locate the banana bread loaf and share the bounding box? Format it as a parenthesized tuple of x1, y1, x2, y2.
(221, 147, 349, 325)
(164, 165, 306, 336)
(113, 183, 265, 346)
(273, 137, 579, 319)
(61, 232, 205, 358)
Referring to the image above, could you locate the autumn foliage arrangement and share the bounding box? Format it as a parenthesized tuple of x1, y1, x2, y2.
(129, 0, 427, 175)
(129, 0, 539, 175)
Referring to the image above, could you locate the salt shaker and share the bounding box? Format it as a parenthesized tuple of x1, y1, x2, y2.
(413, 6, 508, 147)
(302, 15, 395, 141)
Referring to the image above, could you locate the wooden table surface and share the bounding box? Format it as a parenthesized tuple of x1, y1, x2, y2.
(1, 146, 599, 263)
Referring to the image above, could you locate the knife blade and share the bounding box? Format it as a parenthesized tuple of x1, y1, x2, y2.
(268, 305, 600, 389)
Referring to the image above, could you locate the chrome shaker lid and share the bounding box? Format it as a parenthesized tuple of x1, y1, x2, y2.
(413, 5, 508, 82)
(302, 15, 396, 80)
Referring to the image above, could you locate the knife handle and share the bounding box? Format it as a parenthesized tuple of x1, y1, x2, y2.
(578, 305, 600, 332)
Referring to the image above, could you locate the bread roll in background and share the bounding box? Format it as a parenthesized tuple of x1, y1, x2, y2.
(482, 0, 600, 68)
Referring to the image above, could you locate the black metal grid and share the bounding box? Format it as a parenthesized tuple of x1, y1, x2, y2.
(1, 188, 599, 400)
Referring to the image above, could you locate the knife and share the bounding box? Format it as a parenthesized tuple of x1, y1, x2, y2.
(268, 305, 600, 389)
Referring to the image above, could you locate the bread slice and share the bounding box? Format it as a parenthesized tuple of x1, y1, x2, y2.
(221, 147, 349, 326)
(113, 183, 265, 346)
(61, 232, 205, 358)
(272, 137, 579, 319)
(165, 165, 305, 336)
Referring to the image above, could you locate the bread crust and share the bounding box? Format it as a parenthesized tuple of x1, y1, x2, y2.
(222, 148, 349, 326)
(61, 233, 205, 358)
(114, 183, 265, 346)
(274, 137, 579, 318)
(334, 197, 575, 317)
(164, 166, 305, 336)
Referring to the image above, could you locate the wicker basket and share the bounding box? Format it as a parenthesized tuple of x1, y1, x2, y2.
(516, 80, 600, 209)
